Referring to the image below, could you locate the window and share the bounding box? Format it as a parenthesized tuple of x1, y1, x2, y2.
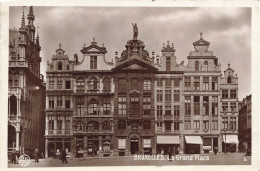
(76, 97, 84, 116)
(203, 77, 209, 90)
(184, 120, 191, 130)
(102, 121, 111, 130)
(131, 78, 138, 90)
(203, 61, 208, 71)
(194, 120, 200, 130)
(118, 79, 127, 92)
(143, 96, 151, 115)
(143, 120, 151, 129)
(157, 90, 163, 102)
(203, 120, 209, 130)
(166, 57, 171, 71)
(165, 104, 171, 116)
(49, 97, 54, 109)
(65, 81, 71, 89)
(230, 102, 236, 112)
(118, 120, 126, 129)
(174, 79, 180, 87)
(65, 100, 70, 109)
(57, 116, 62, 130)
(58, 62, 62, 70)
(174, 90, 180, 102)
(212, 77, 218, 90)
(174, 121, 180, 130)
(48, 116, 54, 130)
(57, 80, 62, 89)
(9, 95, 17, 115)
(67, 65, 70, 70)
(57, 96, 62, 108)
(165, 122, 171, 131)
(157, 78, 163, 87)
(103, 102, 110, 115)
(203, 96, 209, 115)
(222, 102, 228, 112)
(174, 106, 180, 117)
(49, 80, 54, 89)
(194, 77, 200, 90)
(230, 90, 237, 98)
(222, 90, 228, 98)
(118, 95, 126, 115)
(90, 56, 97, 69)
(143, 79, 151, 91)
(212, 120, 218, 130)
(165, 78, 171, 87)
(222, 117, 228, 129)
(194, 96, 200, 115)
(87, 121, 99, 130)
(157, 105, 162, 118)
(76, 121, 84, 131)
(103, 78, 111, 91)
(130, 94, 139, 114)
(165, 90, 171, 102)
(76, 78, 85, 91)
(212, 96, 218, 115)
(157, 122, 162, 128)
(230, 117, 236, 129)
(184, 77, 191, 90)
(195, 61, 199, 71)
(89, 77, 98, 90)
(65, 116, 70, 130)
(185, 96, 191, 115)
(227, 77, 231, 83)
(88, 99, 99, 115)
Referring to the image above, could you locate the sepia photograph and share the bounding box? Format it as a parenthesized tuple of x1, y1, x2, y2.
(0, 1, 259, 170)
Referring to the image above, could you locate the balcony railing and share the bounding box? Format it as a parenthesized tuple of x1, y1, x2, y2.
(164, 114, 173, 120)
(128, 114, 141, 119)
(9, 61, 28, 68)
(156, 127, 163, 133)
(46, 129, 72, 135)
(8, 87, 23, 97)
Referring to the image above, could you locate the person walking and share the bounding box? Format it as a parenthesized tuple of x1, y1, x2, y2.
(61, 149, 68, 164)
(168, 147, 172, 162)
(213, 146, 218, 155)
(34, 149, 39, 163)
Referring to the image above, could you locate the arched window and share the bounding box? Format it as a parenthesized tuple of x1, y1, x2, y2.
(118, 120, 126, 129)
(195, 61, 199, 71)
(9, 95, 17, 116)
(88, 99, 99, 115)
(102, 121, 111, 130)
(58, 62, 62, 70)
(76, 78, 85, 90)
(227, 77, 232, 83)
(67, 65, 70, 70)
(204, 61, 208, 71)
(143, 120, 151, 129)
(76, 121, 84, 131)
(103, 78, 111, 91)
(89, 77, 98, 90)
(87, 121, 99, 130)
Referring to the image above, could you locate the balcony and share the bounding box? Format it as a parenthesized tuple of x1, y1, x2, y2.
(164, 114, 173, 120)
(8, 87, 23, 98)
(156, 127, 163, 133)
(45, 129, 72, 135)
(9, 61, 28, 68)
(128, 114, 141, 119)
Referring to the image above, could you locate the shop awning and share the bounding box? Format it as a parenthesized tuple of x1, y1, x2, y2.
(157, 136, 180, 144)
(222, 135, 239, 144)
(143, 139, 151, 148)
(185, 136, 203, 144)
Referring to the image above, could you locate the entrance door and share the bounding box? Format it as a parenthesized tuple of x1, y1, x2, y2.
(213, 138, 218, 148)
(130, 138, 139, 154)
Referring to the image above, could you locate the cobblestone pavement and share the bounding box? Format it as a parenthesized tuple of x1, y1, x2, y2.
(8, 152, 251, 168)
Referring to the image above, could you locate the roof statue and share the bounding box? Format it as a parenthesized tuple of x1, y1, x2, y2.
(132, 23, 138, 40)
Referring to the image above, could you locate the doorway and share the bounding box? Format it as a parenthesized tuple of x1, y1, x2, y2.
(130, 138, 139, 154)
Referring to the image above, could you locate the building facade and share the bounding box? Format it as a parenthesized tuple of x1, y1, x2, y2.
(8, 7, 45, 155)
(44, 26, 240, 157)
(238, 94, 251, 152)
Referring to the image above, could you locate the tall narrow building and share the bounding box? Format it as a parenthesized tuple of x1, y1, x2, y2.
(8, 6, 45, 155)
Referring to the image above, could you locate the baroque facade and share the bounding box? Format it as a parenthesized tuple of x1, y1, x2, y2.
(8, 7, 45, 155)
(44, 26, 240, 157)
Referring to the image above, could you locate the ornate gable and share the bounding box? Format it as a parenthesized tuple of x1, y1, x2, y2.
(80, 38, 107, 54)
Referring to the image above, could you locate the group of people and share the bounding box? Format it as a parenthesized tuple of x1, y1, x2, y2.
(167, 146, 178, 162)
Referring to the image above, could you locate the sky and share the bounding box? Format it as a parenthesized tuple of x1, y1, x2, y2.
(9, 7, 251, 100)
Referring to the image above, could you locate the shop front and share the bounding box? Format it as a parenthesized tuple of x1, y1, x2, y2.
(143, 138, 152, 155)
(156, 136, 180, 155)
(184, 136, 203, 154)
(222, 135, 239, 152)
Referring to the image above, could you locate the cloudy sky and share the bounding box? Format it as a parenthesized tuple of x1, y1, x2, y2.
(9, 7, 251, 100)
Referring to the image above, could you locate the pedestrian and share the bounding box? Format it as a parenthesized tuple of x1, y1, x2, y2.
(34, 149, 39, 163)
(168, 147, 172, 162)
(213, 146, 218, 155)
(11, 150, 16, 164)
(61, 149, 68, 164)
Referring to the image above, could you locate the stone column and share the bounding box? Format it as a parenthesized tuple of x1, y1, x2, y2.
(8, 98, 10, 116)
(16, 131, 20, 151)
(45, 139, 48, 158)
(180, 135, 184, 154)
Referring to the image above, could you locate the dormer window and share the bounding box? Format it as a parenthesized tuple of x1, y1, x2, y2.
(58, 62, 62, 70)
(166, 57, 171, 71)
(203, 61, 208, 71)
(227, 76, 231, 83)
(90, 56, 97, 69)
